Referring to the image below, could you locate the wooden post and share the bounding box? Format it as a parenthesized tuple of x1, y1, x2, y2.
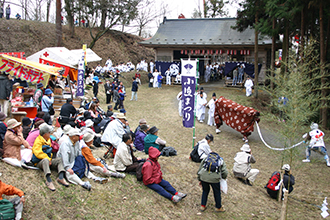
(280, 190, 288, 220)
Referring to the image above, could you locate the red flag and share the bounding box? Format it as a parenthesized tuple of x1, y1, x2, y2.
(247, 50, 250, 55)
(191, 50, 193, 54)
(227, 50, 230, 55)
(202, 50, 205, 55)
(234, 50, 237, 55)
(185, 50, 187, 55)
(220, 50, 223, 55)
(181, 50, 183, 54)
(210, 50, 213, 55)
(216, 50, 218, 55)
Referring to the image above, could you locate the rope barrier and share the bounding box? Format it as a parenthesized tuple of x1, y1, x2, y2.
(255, 121, 304, 151)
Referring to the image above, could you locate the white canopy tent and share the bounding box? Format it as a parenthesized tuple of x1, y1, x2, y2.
(27, 47, 102, 66)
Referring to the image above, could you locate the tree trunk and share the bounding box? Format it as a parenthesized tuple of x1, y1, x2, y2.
(254, 12, 259, 98)
(46, 1, 51, 22)
(271, 18, 275, 90)
(300, 6, 305, 58)
(100, 9, 107, 30)
(319, 3, 327, 129)
(56, 0, 62, 47)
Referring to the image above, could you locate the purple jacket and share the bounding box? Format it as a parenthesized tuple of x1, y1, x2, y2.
(134, 130, 147, 151)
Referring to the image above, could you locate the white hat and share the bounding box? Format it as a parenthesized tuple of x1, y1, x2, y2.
(310, 122, 318, 130)
(240, 143, 251, 152)
(68, 128, 82, 137)
(83, 132, 95, 143)
(63, 125, 72, 135)
(282, 164, 290, 171)
(7, 119, 21, 129)
(85, 119, 94, 128)
(116, 113, 126, 120)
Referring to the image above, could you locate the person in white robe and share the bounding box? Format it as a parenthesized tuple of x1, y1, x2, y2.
(165, 68, 171, 85)
(244, 76, 253, 97)
(206, 93, 217, 126)
(105, 58, 112, 68)
(205, 64, 211, 83)
(196, 91, 207, 123)
(153, 69, 159, 88)
(175, 72, 182, 84)
(150, 60, 154, 73)
(176, 91, 182, 117)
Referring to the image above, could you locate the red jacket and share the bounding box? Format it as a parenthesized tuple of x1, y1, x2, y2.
(142, 147, 162, 185)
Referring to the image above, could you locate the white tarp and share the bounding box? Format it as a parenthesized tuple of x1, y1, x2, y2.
(71, 48, 102, 63)
(27, 47, 102, 66)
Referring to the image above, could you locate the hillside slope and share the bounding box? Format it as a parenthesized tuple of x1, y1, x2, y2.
(0, 19, 155, 66)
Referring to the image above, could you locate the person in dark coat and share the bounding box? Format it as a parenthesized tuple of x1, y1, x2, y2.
(0, 112, 7, 156)
(22, 117, 32, 139)
(93, 80, 98, 98)
(0, 74, 11, 115)
(130, 77, 138, 101)
(113, 86, 120, 110)
(58, 98, 77, 127)
(148, 71, 153, 88)
(104, 80, 112, 104)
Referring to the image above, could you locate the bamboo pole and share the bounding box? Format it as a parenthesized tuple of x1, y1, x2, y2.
(192, 59, 199, 148)
(280, 190, 288, 220)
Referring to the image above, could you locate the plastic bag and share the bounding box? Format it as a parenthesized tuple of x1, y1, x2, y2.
(220, 179, 228, 194)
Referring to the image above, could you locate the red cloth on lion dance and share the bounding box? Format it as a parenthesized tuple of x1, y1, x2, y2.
(214, 96, 260, 139)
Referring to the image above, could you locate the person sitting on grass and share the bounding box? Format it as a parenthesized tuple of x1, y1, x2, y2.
(25, 120, 45, 147)
(114, 133, 145, 173)
(22, 117, 32, 139)
(134, 118, 147, 134)
(31, 124, 69, 191)
(134, 124, 149, 152)
(0, 179, 25, 220)
(144, 126, 166, 154)
(57, 128, 92, 191)
(142, 147, 187, 203)
(2, 119, 32, 167)
(81, 133, 125, 178)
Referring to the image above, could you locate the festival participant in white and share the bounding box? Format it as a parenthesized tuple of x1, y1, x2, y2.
(153, 69, 159, 88)
(150, 60, 154, 73)
(165, 68, 171, 85)
(196, 91, 207, 123)
(206, 93, 217, 126)
(302, 123, 330, 167)
(244, 76, 253, 97)
(176, 91, 182, 117)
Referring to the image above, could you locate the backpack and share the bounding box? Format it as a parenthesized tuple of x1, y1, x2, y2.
(266, 171, 281, 191)
(203, 152, 223, 173)
(0, 198, 15, 220)
(190, 143, 202, 163)
(72, 155, 90, 178)
(161, 146, 177, 157)
(136, 160, 152, 181)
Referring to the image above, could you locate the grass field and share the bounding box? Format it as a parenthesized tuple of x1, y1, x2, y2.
(1, 72, 329, 219)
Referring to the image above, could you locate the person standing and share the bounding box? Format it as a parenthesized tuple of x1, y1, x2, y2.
(0, 73, 11, 115)
(149, 60, 154, 73)
(244, 76, 253, 97)
(206, 93, 217, 126)
(41, 89, 54, 121)
(157, 73, 163, 88)
(92, 80, 98, 98)
(232, 67, 238, 86)
(165, 68, 171, 85)
(197, 151, 228, 212)
(196, 91, 207, 123)
(0, 5, 3, 18)
(148, 71, 153, 88)
(130, 77, 138, 101)
(113, 85, 120, 110)
(5, 4, 10, 20)
(238, 65, 244, 83)
(104, 80, 112, 104)
(153, 69, 159, 88)
(302, 122, 330, 166)
(233, 144, 259, 186)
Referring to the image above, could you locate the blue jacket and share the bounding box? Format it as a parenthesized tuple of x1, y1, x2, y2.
(131, 81, 138, 92)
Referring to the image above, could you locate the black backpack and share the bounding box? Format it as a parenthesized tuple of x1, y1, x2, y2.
(136, 160, 152, 181)
(190, 143, 202, 163)
(161, 146, 177, 157)
(203, 152, 223, 173)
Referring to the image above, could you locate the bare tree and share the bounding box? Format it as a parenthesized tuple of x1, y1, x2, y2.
(46, 0, 52, 22)
(136, 0, 161, 37)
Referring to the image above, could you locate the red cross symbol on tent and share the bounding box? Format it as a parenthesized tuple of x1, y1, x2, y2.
(43, 52, 49, 57)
